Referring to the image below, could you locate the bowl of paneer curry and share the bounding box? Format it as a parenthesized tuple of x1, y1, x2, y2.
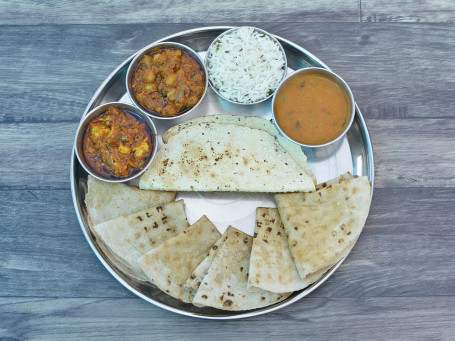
(74, 102, 158, 182)
(126, 42, 208, 119)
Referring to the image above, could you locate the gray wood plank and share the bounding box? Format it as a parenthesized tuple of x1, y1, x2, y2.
(0, 4, 453, 338)
(0, 24, 454, 190)
(0, 190, 131, 298)
(317, 187, 455, 298)
(369, 118, 455, 188)
(1, 23, 454, 126)
(0, 24, 198, 124)
(0, 122, 76, 189)
(1, 297, 454, 340)
(1, 118, 454, 190)
(273, 23, 455, 120)
(361, 0, 455, 22)
(0, 1, 359, 25)
(1, 188, 454, 299)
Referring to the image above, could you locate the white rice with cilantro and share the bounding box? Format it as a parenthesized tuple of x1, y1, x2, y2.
(206, 27, 286, 104)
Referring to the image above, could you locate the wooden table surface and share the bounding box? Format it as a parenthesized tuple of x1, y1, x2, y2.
(1, 1, 454, 340)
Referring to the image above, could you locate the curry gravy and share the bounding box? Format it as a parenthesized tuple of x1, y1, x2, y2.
(274, 73, 350, 145)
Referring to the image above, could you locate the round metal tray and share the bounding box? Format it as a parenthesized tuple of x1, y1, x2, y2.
(71, 26, 374, 319)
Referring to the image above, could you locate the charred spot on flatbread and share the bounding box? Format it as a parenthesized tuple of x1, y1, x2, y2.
(92, 200, 189, 276)
(137, 215, 221, 303)
(192, 226, 291, 311)
(140, 122, 315, 193)
(248, 208, 329, 293)
(275, 174, 371, 279)
(85, 175, 176, 226)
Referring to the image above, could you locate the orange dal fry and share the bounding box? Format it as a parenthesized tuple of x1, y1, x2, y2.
(83, 106, 153, 179)
(132, 48, 205, 117)
(274, 73, 350, 145)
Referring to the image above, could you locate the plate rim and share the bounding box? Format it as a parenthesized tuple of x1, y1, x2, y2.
(71, 25, 374, 319)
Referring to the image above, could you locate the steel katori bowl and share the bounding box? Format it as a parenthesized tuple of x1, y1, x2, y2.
(126, 41, 208, 120)
(272, 67, 355, 148)
(71, 27, 374, 320)
(74, 102, 158, 183)
(205, 26, 287, 105)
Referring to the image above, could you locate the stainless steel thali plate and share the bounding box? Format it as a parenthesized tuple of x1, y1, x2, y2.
(71, 26, 374, 319)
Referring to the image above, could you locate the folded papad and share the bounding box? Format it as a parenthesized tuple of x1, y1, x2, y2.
(139, 122, 315, 193)
(248, 207, 331, 293)
(161, 114, 314, 181)
(85, 175, 176, 225)
(137, 215, 221, 303)
(192, 226, 291, 311)
(184, 230, 228, 293)
(275, 174, 371, 280)
(93, 200, 189, 276)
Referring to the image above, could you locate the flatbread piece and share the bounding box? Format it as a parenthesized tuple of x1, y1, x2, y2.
(192, 226, 291, 311)
(184, 230, 228, 293)
(137, 215, 221, 303)
(162, 114, 313, 180)
(140, 123, 315, 193)
(248, 207, 330, 293)
(85, 175, 176, 225)
(275, 174, 371, 279)
(93, 200, 189, 275)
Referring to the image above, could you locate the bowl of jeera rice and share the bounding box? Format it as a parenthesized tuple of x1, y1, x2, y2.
(126, 42, 208, 119)
(205, 27, 287, 105)
(272, 67, 355, 148)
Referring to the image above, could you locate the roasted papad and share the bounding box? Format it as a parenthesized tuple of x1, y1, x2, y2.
(275, 174, 371, 279)
(139, 122, 315, 193)
(192, 226, 291, 311)
(137, 215, 221, 303)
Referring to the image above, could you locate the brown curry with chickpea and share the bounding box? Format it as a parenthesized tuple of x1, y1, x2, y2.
(132, 48, 205, 117)
(83, 105, 153, 179)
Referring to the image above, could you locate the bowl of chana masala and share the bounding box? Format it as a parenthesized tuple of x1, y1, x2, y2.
(126, 42, 208, 119)
(272, 67, 355, 148)
(75, 102, 158, 182)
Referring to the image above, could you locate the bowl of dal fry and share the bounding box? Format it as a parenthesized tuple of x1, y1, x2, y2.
(272, 67, 355, 148)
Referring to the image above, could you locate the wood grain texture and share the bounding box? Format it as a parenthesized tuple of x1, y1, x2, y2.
(1, 118, 453, 189)
(1, 188, 454, 299)
(0, 190, 130, 298)
(0, 24, 454, 189)
(0, 9, 454, 338)
(0, 123, 75, 189)
(1, 297, 454, 340)
(271, 23, 455, 120)
(0, 0, 359, 25)
(370, 119, 455, 188)
(1, 23, 454, 125)
(361, 0, 455, 22)
(0, 24, 200, 124)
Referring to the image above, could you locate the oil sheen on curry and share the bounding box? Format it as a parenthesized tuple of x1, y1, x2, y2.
(132, 48, 205, 117)
(83, 105, 153, 179)
(274, 73, 350, 146)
